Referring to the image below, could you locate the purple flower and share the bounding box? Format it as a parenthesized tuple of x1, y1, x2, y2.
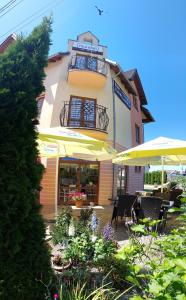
(91, 212, 98, 232)
(103, 223, 114, 241)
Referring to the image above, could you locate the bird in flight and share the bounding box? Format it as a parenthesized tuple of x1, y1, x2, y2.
(95, 5, 104, 16)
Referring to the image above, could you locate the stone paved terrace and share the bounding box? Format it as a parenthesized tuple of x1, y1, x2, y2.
(44, 204, 178, 243)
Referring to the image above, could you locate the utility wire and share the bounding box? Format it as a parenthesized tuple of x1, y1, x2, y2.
(0, 0, 63, 41)
(0, 0, 16, 13)
(0, 0, 23, 18)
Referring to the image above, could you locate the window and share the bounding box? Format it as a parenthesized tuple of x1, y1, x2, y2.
(117, 166, 127, 196)
(135, 166, 141, 173)
(75, 55, 97, 72)
(133, 95, 138, 111)
(83, 38, 93, 44)
(37, 96, 44, 118)
(68, 96, 96, 128)
(59, 160, 99, 204)
(135, 124, 140, 144)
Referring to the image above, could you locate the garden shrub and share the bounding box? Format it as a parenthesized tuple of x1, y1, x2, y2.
(0, 18, 52, 300)
(144, 171, 167, 185)
(51, 207, 72, 245)
(117, 199, 186, 299)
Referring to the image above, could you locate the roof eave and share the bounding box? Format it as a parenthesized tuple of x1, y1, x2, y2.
(141, 106, 155, 123)
(48, 51, 69, 63)
(107, 60, 136, 95)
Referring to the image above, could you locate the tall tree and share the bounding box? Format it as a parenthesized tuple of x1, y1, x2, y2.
(0, 18, 52, 299)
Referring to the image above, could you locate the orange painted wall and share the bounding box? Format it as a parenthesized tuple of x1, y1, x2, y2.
(40, 158, 56, 219)
(130, 93, 144, 147)
(98, 160, 113, 205)
(128, 93, 145, 194)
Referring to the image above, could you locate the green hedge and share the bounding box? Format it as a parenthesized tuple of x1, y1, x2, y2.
(144, 171, 167, 184)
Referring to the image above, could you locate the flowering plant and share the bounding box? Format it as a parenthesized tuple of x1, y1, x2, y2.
(70, 192, 86, 202)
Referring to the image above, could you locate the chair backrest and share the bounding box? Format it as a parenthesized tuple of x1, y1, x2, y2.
(139, 196, 163, 220)
(117, 195, 137, 217)
(169, 189, 183, 202)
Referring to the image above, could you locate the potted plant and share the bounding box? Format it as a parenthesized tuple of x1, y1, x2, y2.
(71, 192, 86, 208)
(51, 253, 71, 272)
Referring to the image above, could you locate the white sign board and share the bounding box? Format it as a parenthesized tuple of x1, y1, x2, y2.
(72, 42, 103, 54)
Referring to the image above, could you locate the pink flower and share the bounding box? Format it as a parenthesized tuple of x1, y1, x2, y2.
(54, 293, 59, 299)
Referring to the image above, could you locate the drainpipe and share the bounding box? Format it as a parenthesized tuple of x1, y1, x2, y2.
(111, 78, 117, 199)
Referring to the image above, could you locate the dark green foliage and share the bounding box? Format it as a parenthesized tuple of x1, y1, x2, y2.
(164, 170, 167, 183)
(144, 171, 167, 185)
(148, 172, 151, 184)
(170, 181, 178, 189)
(144, 172, 149, 184)
(51, 207, 72, 245)
(117, 199, 186, 299)
(0, 18, 52, 299)
(79, 208, 93, 224)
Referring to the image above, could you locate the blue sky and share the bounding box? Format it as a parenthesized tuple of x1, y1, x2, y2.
(0, 0, 186, 145)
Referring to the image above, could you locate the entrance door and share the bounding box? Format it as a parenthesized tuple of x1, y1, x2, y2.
(68, 96, 96, 129)
(59, 160, 99, 204)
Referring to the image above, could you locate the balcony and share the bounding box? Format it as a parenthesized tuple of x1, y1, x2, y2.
(68, 55, 107, 88)
(60, 101, 109, 140)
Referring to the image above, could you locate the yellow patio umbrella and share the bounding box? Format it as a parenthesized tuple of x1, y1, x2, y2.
(37, 126, 117, 214)
(113, 137, 186, 192)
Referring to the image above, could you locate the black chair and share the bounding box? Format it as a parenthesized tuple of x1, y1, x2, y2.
(111, 195, 137, 227)
(137, 196, 167, 232)
(169, 189, 183, 208)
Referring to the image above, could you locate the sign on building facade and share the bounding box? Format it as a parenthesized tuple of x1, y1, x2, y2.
(72, 42, 103, 55)
(114, 81, 131, 110)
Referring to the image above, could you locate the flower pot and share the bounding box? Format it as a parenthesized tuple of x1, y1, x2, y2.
(51, 258, 72, 272)
(76, 199, 83, 208)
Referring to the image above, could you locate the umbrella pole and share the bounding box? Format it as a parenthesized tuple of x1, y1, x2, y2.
(161, 157, 164, 193)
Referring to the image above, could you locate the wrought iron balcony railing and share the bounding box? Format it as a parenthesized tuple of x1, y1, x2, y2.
(69, 55, 108, 76)
(60, 101, 109, 132)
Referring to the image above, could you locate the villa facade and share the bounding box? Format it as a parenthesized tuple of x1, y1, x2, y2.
(0, 31, 154, 219)
(38, 31, 154, 218)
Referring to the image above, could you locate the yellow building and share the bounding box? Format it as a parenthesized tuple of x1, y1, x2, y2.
(37, 31, 154, 218)
(0, 31, 154, 219)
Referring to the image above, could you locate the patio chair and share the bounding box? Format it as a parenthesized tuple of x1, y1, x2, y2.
(169, 189, 183, 208)
(111, 194, 137, 227)
(137, 196, 167, 232)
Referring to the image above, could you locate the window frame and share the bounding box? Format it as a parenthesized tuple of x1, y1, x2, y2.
(135, 124, 140, 144)
(75, 54, 98, 72)
(133, 95, 138, 111)
(68, 95, 97, 128)
(134, 166, 142, 173)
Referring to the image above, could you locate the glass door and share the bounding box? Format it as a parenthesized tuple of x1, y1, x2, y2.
(59, 160, 99, 204)
(83, 99, 96, 128)
(68, 97, 82, 127)
(68, 96, 96, 129)
(80, 163, 99, 203)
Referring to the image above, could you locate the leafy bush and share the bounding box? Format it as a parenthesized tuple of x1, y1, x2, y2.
(51, 207, 72, 244)
(117, 198, 186, 299)
(93, 238, 117, 264)
(79, 208, 93, 225)
(171, 176, 186, 191)
(144, 171, 167, 185)
(170, 181, 178, 189)
(64, 233, 94, 265)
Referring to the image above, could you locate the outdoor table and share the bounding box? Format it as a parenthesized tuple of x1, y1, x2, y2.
(70, 205, 104, 210)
